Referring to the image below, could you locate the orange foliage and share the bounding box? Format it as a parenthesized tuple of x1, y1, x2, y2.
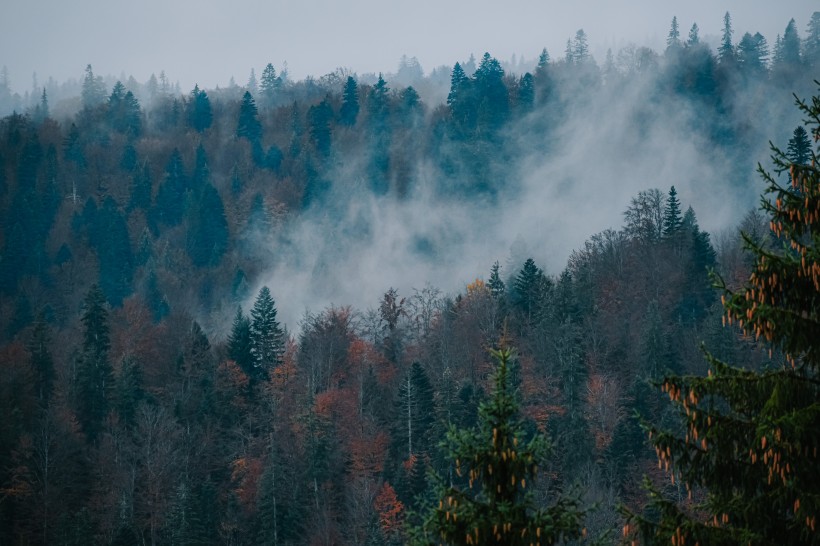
(373, 481, 404, 535)
(585, 372, 625, 452)
(230, 455, 264, 512)
(348, 338, 394, 386)
(348, 431, 389, 479)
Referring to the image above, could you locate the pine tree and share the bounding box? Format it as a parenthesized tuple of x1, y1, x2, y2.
(187, 85, 212, 132)
(625, 87, 820, 546)
(787, 126, 812, 165)
(340, 76, 360, 126)
(410, 346, 586, 545)
(260, 63, 280, 107)
(76, 285, 113, 440)
(687, 23, 700, 46)
(513, 258, 548, 325)
(249, 286, 284, 379)
(227, 306, 254, 378)
(663, 185, 683, 236)
(488, 261, 505, 298)
(396, 362, 436, 459)
(517, 73, 534, 112)
(718, 12, 735, 64)
(667, 16, 681, 49)
(236, 91, 262, 143)
(28, 312, 54, 404)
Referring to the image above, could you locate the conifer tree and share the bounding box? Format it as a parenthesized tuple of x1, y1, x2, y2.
(488, 261, 505, 298)
(187, 84, 212, 132)
(396, 361, 436, 459)
(228, 306, 254, 377)
(340, 76, 360, 126)
(625, 88, 820, 546)
(718, 12, 735, 64)
(260, 63, 280, 107)
(787, 126, 812, 165)
(249, 286, 284, 379)
(236, 91, 262, 143)
(411, 346, 585, 545)
(687, 23, 700, 46)
(663, 186, 682, 236)
(76, 285, 113, 440)
(667, 16, 681, 49)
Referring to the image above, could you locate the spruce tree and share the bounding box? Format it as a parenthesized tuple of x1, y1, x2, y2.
(718, 12, 735, 64)
(787, 126, 812, 165)
(411, 347, 585, 545)
(625, 88, 820, 546)
(663, 186, 683, 236)
(488, 261, 505, 298)
(228, 306, 254, 378)
(236, 91, 262, 143)
(340, 76, 360, 126)
(76, 285, 113, 440)
(249, 286, 284, 379)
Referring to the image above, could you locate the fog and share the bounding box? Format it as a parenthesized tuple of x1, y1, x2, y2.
(1, 0, 816, 93)
(252, 67, 802, 330)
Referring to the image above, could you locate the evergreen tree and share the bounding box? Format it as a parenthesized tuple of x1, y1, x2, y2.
(81, 64, 106, 109)
(28, 312, 54, 404)
(308, 97, 333, 157)
(187, 85, 212, 132)
(76, 285, 113, 440)
(396, 362, 436, 459)
(666, 16, 681, 49)
(115, 355, 144, 427)
(227, 306, 254, 377)
(663, 185, 683, 236)
(93, 197, 134, 306)
(340, 76, 360, 126)
(260, 63, 280, 107)
(787, 126, 812, 165)
(236, 91, 262, 143)
(573, 29, 590, 63)
(247, 68, 258, 95)
(517, 73, 534, 112)
(805, 12, 820, 70)
(718, 12, 735, 64)
(154, 148, 188, 226)
(687, 23, 700, 46)
(185, 181, 228, 267)
(513, 258, 548, 325)
(410, 347, 585, 545)
(488, 261, 505, 298)
(737, 32, 769, 75)
(249, 286, 284, 379)
(625, 87, 820, 546)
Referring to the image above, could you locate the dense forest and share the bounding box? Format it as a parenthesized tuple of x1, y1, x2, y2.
(0, 11, 818, 546)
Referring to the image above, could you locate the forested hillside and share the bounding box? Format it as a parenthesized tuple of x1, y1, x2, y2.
(0, 11, 818, 546)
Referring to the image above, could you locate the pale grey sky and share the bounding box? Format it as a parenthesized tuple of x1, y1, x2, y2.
(2, 0, 816, 92)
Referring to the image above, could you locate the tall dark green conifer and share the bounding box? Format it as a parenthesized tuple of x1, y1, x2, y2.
(76, 285, 113, 440)
(340, 76, 360, 126)
(411, 347, 585, 545)
(249, 286, 284, 379)
(237, 91, 262, 143)
(787, 126, 812, 165)
(626, 87, 820, 546)
(663, 186, 682, 236)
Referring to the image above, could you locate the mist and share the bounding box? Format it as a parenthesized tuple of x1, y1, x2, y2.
(251, 62, 800, 331)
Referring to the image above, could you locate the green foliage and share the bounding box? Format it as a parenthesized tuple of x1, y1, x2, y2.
(663, 186, 682, 236)
(340, 76, 360, 126)
(787, 126, 812, 165)
(410, 347, 585, 545)
(228, 306, 254, 376)
(249, 286, 284, 378)
(187, 85, 212, 132)
(236, 91, 262, 143)
(76, 285, 113, 440)
(625, 88, 820, 546)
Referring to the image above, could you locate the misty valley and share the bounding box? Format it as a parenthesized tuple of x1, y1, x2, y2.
(0, 10, 819, 546)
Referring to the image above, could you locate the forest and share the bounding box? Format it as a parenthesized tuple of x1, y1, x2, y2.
(0, 10, 818, 546)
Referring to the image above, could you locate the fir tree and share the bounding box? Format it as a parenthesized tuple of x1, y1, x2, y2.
(663, 185, 683, 236)
(187, 85, 212, 132)
(687, 23, 700, 46)
(787, 126, 812, 165)
(76, 285, 113, 440)
(410, 346, 586, 545)
(488, 261, 505, 298)
(718, 12, 735, 64)
(340, 76, 360, 126)
(667, 16, 681, 49)
(236, 91, 262, 143)
(249, 286, 284, 379)
(260, 63, 280, 107)
(396, 361, 436, 459)
(625, 87, 820, 546)
(227, 306, 254, 378)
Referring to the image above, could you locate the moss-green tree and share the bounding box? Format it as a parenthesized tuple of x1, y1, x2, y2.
(411, 346, 585, 545)
(625, 89, 820, 545)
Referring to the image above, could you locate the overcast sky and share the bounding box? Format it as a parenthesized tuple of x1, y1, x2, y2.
(2, 0, 817, 93)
